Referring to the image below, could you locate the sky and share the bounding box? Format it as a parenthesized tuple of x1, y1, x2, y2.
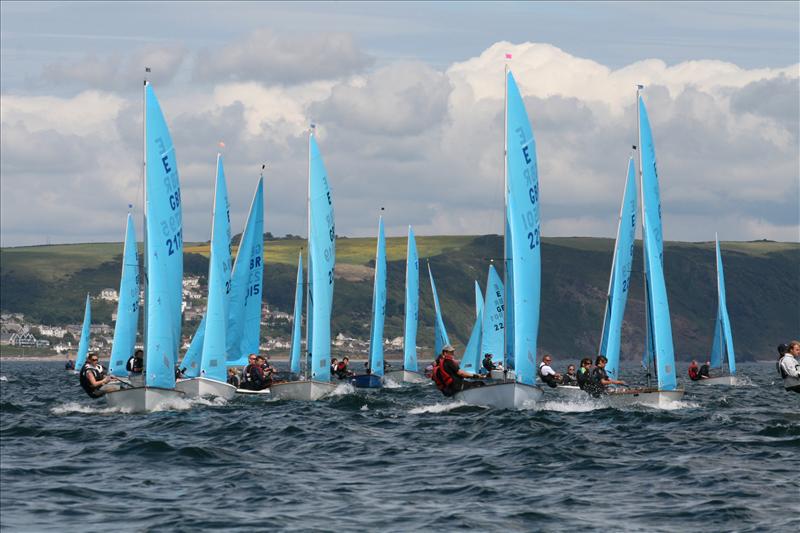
(1, 1, 798, 247)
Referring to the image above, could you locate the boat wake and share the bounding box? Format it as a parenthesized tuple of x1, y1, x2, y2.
(535, 400, 603, 413)
(0, 375, 8, 382)
(409, 401, 468, 414)
(383, 378, 402, 389)
(52, 401, 137, 415)
(330, 382, 356, 396)
(51, 395, 226, 415)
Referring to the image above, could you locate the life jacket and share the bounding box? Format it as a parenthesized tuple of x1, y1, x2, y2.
(431, 354, 456, 392)
(126, 356, 135, 372)
(688, 366, 700, 381)
(576, 367, 590, 390)
(79, 364, 106, 398)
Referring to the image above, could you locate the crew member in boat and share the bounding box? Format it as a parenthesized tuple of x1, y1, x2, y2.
(537, 355, 562, 388)
(431, 344, 484, 397)
(334, 357, 355, 379)
(126, 349, 144, 375)
(64, 357, 75, 371)
(778, 341, 800, 393)
(482, 353, 498, 374)
(698, 361, 712, 380)
(330, 358, 339, 376)
(561, 364, 578, 385)
(257, 355, 274, 387)
(241, 354, 268, 390)
(687, 360, 701, 381)
(79, 352, 120, 399)
(576, 358, 593, 390)
(588, 355, 626, 396)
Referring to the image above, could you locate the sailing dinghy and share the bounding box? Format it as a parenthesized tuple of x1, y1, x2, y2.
(603, 91, 684, 407)
(105, 82, 186, 412)
(384, 226, 427, 384)
(353, 217, 386, 389)
(175, 155, 236, 400)
(270, 130, 338, 401)
(454, 68, 543, 409)
(699, 236, 737, 385)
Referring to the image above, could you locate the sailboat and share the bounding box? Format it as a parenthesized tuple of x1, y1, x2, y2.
(108, 214, 140, 383)
(454, 67, 543, 409)
(175, 155, 237, 399)
(73, 293, 92, 374)
(700, 235, 737, 385)
(427, 262, 451, 356)
(604, 89, 684, 406)
(353, 217, 386, 389)
(385, 226, 427, 384)
(270, 129, 338, 401)
(105, 81, 186, 412)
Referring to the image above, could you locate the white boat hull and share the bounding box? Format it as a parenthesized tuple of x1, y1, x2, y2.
(175, 377, 237, 400)
(269, 380, 336, 401)
(489, 369, 515, 380)
(383, 370, 428, 384)
(235, 388, 271, 395)
(454, 381, 543, 409)
(105, 387, 185, 413)
(542, 384, 587, 399)
(697, 376, 737, 386)
(604, 388, 685, 407)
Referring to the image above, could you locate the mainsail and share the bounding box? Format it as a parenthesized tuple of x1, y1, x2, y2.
(403, 226, 419, 372)
(109, 214, 140, 375)
(427, 262, 450, 356)
(75, 294, 92, 370)
(308, 133, 335, 381)
(639, 95, 677, 391)
(598, 158, 637, 379)
(144, 83, 183, 389)
(199, 155, 232, 383)
(710, 236, 736, 375)
(481, 264, 504, 364)
(289, 252, 303, 375)
(368, 217, 387, 377)
(505, 71, 541, 386)
(226, 177, 264, 365)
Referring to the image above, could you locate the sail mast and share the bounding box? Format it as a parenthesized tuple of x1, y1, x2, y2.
(636, 84, 654, 385)
(305, 127, 312, 378)
(502, 57, 509, 370)
(142, 70, 149, 352)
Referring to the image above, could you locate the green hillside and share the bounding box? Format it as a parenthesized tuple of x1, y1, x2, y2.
(1, 236, 797, 362)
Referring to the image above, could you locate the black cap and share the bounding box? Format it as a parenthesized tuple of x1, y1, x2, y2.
(778, 343, 789, 355)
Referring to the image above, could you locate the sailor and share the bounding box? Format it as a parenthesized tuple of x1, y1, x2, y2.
(698, 361, 712, 379)
(79, 352, 118, 398)
(778, 341, 800, 393)
(482, 353, 498, 374)
(126, 349, 144, 375)
(687, 360, 701, 381)
(537, 355, 562, 388)
(330, 358, 339, 376)
(561, 364, 578, 385)
(588, 355, 626, 396)
(431, 344, 485, 397)
(227, 367, 241, 389)
(334, 357, 354, 379)
(576, 358, 593, 390)
(65, 358, 75, 371)
(241, 354, 260, 390)
(257, 355, 273, 388)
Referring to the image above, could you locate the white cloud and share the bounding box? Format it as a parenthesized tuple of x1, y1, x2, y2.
(1, 40, 798, 247)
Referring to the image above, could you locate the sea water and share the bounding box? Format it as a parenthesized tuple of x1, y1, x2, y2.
(0, 361, 796, 532)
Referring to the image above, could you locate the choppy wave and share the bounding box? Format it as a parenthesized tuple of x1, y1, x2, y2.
(1, 361, 795, 532)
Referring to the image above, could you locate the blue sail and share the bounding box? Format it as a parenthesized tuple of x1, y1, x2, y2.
(504, 217, 515, 369)
(710, 310, 722, 368)
(403, 226, 419, 372)
(369, 217, 387, 377)
(714, 237, 736, 374)
(427, 263, 450, 356)
(598, 158, 637, 379)
(181, 315, 205, 377)
(290, 252, 303, 375)
(109, 214, 140, 375)
(481, 264, 505, 364)
(75, 294, 92, 369)
(461, 307, 483, 372)
(505, 71, 541, 386)
(639, 95, 677, 391)
(144, 83, 182, 389)
(308, 134, 335, 381)
(199, 155, 232, 383)
(226, 177, 264, 365)
(474, 281, 484, 318)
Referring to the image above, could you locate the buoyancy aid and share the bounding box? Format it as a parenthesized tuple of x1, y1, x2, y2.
(431, 354, 456, 391)
(79, 364, 106, 398)
(688, 365, 700, 381)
